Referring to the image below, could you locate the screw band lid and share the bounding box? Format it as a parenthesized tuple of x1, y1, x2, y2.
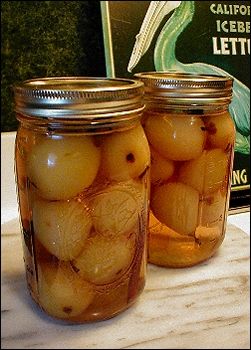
(134, 71, 233, 107)
(14, 77, 145, 119)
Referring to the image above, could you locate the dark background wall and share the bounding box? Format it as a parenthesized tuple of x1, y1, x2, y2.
(1, 1, 106, 131)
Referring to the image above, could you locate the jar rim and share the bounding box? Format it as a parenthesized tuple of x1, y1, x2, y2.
(134, 71, 233, 107)
(13, 76, 145, 119)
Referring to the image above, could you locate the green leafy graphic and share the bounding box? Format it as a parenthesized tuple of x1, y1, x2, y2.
(128, 1, 250, 155)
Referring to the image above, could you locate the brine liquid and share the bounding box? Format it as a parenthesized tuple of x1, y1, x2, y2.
(143, 110, 235, 267)
(15, 121, 150, 323)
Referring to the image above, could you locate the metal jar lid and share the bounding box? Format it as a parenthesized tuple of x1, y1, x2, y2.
(134, 71, 233, 108)
(13, 77, 145, 119)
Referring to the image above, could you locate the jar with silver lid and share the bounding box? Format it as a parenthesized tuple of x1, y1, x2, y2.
(13, 77, 150, 323)
(135, 72, 235, 268)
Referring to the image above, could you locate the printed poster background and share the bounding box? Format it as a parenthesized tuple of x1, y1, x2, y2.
(102, 0, 250, 210)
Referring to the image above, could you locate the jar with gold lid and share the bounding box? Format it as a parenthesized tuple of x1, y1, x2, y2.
(135, 72, 235, 268)
(13, 77, 150, 323)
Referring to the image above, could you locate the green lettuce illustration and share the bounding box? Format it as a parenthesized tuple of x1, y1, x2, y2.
(128, 1, 250, 155)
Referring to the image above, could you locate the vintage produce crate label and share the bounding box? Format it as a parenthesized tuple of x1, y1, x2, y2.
(101, 0, 250, 211)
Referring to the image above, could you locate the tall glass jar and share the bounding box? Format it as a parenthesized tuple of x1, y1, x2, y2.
(135, 72, 235, 268)
(13, 77, 150, 323)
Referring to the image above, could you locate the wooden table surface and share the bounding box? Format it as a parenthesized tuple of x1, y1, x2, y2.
(1, 218, 250, 349)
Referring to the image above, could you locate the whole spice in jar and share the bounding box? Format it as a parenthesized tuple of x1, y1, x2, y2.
(135, 71, 235, 268)
(14, 77, 150, 322)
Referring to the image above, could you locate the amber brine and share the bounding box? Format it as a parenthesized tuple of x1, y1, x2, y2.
(135, 72, 235, 268)
(14, 77, 150, 323)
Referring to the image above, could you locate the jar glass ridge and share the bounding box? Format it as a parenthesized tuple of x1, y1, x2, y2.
(135, 71, 235, 268)
(14, 77, 151, 323)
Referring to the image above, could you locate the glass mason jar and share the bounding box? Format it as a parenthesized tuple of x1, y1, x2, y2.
(13, 77, 150, 323)
(135, 72, 235, 268)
